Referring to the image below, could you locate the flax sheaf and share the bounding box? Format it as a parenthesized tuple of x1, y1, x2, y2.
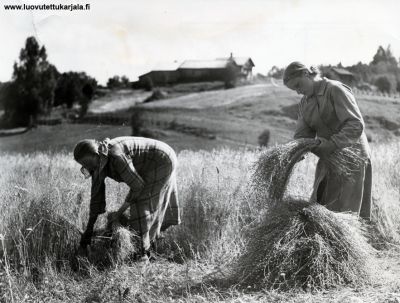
(252, 138, 367, 202)
(230, 139, 374, 290)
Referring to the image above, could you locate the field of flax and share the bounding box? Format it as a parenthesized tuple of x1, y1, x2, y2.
(1, 142, 400, 302)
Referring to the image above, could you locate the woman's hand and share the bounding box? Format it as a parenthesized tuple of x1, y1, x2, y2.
(108, 212, 121, 223)
(312, 138, 337, 158)
(80, 214, 98, 248)
(80, 229, 93, 248)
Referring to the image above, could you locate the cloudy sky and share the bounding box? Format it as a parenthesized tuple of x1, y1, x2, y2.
(1, 0, 399, 84)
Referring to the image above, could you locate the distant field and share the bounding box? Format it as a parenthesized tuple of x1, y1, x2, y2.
(0, 123, 245, 154)
(89, 89, 151, 114)
(2, 82, 400, 154)
(136, 83, 400, 146)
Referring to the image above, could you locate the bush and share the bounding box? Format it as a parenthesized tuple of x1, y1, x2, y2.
(375, 76, 392, 93)
(131, 108, 145, 136)
(143, 77, 154, 92)
(54, 72, 97, 115)
(106, 75, 130, 89)
(143, 89, 167, 103)
(258, 129, 270, 147)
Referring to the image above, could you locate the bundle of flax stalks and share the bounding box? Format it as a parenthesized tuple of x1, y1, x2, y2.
(232, 139, 374, 290)
(90, 212, 140, 265)
(252, 138, 366, 201)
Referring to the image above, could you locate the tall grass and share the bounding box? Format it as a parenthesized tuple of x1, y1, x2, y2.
(0, 142, 400, 301)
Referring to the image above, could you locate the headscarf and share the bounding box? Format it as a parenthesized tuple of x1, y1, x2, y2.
(73, 139, 97, 161)
(98, 138, 110, 173)
(283, 61, 309, 85)
(73, 138, 111, 178)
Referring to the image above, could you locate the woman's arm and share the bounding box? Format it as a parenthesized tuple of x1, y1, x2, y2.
(112, 153, 146, 201)
(80, 213, 98, 248)
(80, 173, 106, 248)
(294, 116, 316, 139)
(329, 84, 364, 149)
(294, 98, 316, 139)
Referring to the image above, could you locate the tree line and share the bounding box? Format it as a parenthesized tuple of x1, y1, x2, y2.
(268, 45, 400, 94)
(0, 37, 104, 127)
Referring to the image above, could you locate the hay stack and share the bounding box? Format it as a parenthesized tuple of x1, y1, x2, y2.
(231, 139, 374, 290)
(232, 199, 374, 290)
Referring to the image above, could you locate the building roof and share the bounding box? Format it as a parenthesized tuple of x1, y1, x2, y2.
(179, 59, 231, 69)
(150, 61, 181, 72)
(331, 67, 354, 76)
(217, 57, 255, 67)
(235, 57, 255, 67)
(138, 62, 180, 78)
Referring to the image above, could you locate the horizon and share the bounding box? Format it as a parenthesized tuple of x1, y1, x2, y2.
(1, 0, 399, 85)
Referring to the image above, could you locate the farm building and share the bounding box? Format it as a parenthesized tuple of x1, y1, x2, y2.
(177, 58, 240, 83)
(137, 55, 254, 87)
(217, 56, 255, 79)
(138, 62, 180, 87)
(325, 67, 356, 87)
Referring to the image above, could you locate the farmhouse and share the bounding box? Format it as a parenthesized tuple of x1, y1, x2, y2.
(137, 55, 255, 86)
(217, 56, 255, 79)
(178, 58, 239, 83)
(326, 67, 356, 87)
(138, 62, 180, 87)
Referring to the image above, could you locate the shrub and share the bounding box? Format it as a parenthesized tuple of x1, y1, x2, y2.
(375, 76, 392, 93)
(131, 108, 145, 136)
(143, 77, 154, 92)
(143, 88, 167, 103)
(258, 129, 270, 147)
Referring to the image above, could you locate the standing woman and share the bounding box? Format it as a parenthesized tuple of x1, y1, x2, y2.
(73, 136, 181, 256)
(283, 62, 372, 220)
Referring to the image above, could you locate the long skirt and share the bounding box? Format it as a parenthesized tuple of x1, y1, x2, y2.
(311, 158, 372, 220)
(126, 151, 181, 251)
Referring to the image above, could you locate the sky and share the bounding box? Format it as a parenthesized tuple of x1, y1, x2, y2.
(0, 0, 399, 85)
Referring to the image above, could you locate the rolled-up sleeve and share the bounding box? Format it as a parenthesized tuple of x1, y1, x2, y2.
(329, 85, 364, 149)
(112, 153, 145, 202)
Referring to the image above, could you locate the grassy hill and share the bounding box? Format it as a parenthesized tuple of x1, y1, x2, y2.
(134, 82, 400, 147)
(2, 81, 400, 154)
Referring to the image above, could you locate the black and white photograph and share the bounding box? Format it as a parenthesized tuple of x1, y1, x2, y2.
(1, 0, 400, 302)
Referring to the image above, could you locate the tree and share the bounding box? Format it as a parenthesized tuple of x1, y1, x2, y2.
(224, 60, 239, 89)
(120, 76, 130, 87)
(4, 36, 58, 126)
(54, 71, 97, 115)
(79, 82, 95, 117)
(370, 45, 398, 73)
(107, 75, 130, 89)
(371, 46, 387, 65)
(267, 66, 285, 79)
(375, 76, 391, 93)
(107, 75, 121, 89)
